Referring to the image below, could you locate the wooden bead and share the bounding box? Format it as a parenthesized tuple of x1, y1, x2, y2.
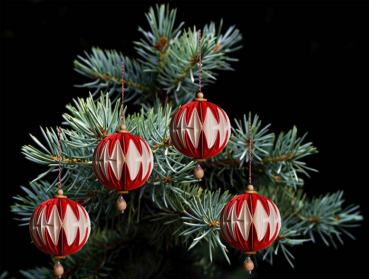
(197, 92, 204, 98)
(53, 261, 64, 277)
(247, 185, 254, 191)
(120, 124, 126, 131)
(243, 257, 254, 273)
(116, 196, 127, 213)
(193, 164, 204, 180)
(57, 189, 63, 195)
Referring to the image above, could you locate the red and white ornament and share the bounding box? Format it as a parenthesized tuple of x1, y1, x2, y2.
(169, 30, 231, 180)
(29, 195, 91, 257)
(170, 98, 231, 160)
(219, 113, 281, 274)
(92, 126, 154, 192)
(92, 62, 154, 213)
(29, 127, 90, 278)
(220, 191, 281, 252)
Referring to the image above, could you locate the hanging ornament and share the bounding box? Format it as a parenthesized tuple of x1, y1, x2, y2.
(169, 30, 231, 179)
(219, 121, 281, 274)
(29, 127, 91, 278)
(92, 62, 154, 212)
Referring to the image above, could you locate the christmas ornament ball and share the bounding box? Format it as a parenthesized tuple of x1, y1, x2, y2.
(170, 99, 231, 160)
(220, 192, 281, 252)
(92, 131, 154, 192)
(29, 197, 91, 257)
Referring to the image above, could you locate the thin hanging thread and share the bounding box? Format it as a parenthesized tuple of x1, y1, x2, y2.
(198, 30, 201, 92)
(249, 120, 252, 185)
(59, 126, 62, 188)
(121, 61, 125, 124)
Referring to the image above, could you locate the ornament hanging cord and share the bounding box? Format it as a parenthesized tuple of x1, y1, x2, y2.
(56, 126, 65, 197)
(121, 61, 124, 124)
(198, 30, 201, 92)
(249, 120, 252, 185)
(59, 126, 62, 188)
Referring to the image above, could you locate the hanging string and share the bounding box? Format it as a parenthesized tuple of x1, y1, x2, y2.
(249, 120, 252, 185)
(198, 30, 202, 92)
(121, 61, 125, 124)
(59, 126, 62, 188)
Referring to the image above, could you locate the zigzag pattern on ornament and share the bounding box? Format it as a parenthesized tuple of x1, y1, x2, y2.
(171, 107, 230, 150)
(30, 204, 91, 246)
(220, 200, 281, 242)
(93, 139, 153, 181)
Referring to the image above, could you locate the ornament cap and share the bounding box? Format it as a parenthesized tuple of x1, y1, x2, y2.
(54, 195, 67, 199)
(194, 91, 207, 101)
(117, 124, 130, 133)
(194, 158, 206, 162)
(54, 188, 67, 199)
(243, 190, 257, 194)
(52, 255, 66, 259)
(242, 251, 256, 255)
(116, 190, 129, 194)
(244, 185, 257, 194)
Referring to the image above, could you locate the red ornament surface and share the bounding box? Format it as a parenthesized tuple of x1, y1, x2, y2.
(220, 193, 281, 252)
(169, 101, 231, 159)
(29, 198, 91, 256)
(92, 133, 153, 191)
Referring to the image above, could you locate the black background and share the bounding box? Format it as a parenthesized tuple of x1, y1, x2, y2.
(1, 0, 368, 278)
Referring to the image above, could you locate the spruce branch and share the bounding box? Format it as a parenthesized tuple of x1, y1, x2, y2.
(156, 22, 241, 104)
(74, 49, 156, 104)
(201, 113, 318, 191)
(135, 4, 185, 70)
(74, 4, 242, 106)
(298, 191, 363, 248)
(256, 188, 362, 267)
